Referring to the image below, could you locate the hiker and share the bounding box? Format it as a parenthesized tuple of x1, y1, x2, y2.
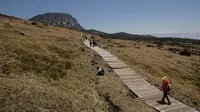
(93, 39, 96, 46)
(84, 35, 88, 41)
(91, 36, 95, 47)
(82, 35, 87, 41)
(89, 40, 92, 47)
(82, 36, 85, 41)
(89, 36, 94, 47)
(161, 76, 171, 105)
(96, 66, 104, 76)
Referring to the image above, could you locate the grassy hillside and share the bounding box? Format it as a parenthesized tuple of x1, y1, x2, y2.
(0, 15, 155, 111)
(96, 38, 200, 110)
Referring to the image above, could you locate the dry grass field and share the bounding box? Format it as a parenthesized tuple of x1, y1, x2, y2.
(96, 38, 200, 111)
(0, 15, 155, 112)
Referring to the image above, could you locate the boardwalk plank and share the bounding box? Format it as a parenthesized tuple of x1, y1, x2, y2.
(120, 76, 141, 80)
(118, 74, 140, 77)
(123, 78, 145, 81)
(123, 80, 147, 84)
(162, 106, 193, 112)
(135, 89, 161, 96)
(143, 94, 162, 101)
(115, 72, 137, 76)
(159, 103, 186, 112)
(125, 81, 149, 86)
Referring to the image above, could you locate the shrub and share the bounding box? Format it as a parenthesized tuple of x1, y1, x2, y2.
(43, 23, 48, 26)
(80, 47, 85, 52)
(37, 25, 46, 28)
(156, 42, 164, 49)
(47, 61, 71, 80)
(135, 46, 140, 49)
(20, 32, 25, 36)
(31, 22, 37, 25)
(107, 44, 114, 47)
(107, 39, 112, 43)
(165, 54, 173, 58)
(103, 46, 109, 49)
(179, 49, 191, 56)
(136, 40, 140, 43)
(168, 47, 181, 53)
(4, 23, 12, 27)
(147, 44, 155, 47)
(118, 45, 126, 48)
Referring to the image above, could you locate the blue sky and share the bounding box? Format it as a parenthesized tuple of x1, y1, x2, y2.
(0, 0, 200, 37)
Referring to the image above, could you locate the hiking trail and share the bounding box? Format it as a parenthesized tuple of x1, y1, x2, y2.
(83, 40, 198, 112)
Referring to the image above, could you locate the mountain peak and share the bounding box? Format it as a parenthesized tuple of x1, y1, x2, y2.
(29, 13, 84, 31)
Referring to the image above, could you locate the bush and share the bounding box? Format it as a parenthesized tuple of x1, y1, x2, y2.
(4, 23, 12, 27)
(103, 46, 109, 49)
(43, 23, 48, 26)
(135, 46, 140, 49)
(165, 54, 173, 58)
(168, 47, 180, 53)
(47, 61, 71, 80)
(20, 32, 25, 36)
(31, 22, 37, 25)
(147, 44, 155, 47)
(118, 45, 126, 48)
(156, 42, 164, 49)
(179, 49, 191, 56)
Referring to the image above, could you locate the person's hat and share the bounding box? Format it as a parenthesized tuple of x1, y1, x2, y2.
(162, 76, 167, 80)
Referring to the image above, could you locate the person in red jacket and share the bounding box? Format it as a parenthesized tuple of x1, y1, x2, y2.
(161, 76, 171, 105)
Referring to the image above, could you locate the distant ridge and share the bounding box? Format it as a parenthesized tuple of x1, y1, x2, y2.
(0, 13, 23, 20)
(86, 29, 106, 35)
(86, 29, 200, 48)
(86, 29, 156, 39)
(152, 32, 200, 40)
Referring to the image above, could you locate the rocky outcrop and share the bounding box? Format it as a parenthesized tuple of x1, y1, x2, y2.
(29, 13, 84, 31)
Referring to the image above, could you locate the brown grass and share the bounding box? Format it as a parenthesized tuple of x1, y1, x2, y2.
(96, 37, 200, 110)
(0, 16, 155, 111)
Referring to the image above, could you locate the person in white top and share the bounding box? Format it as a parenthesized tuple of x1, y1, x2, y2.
(96, 66, 104, 76)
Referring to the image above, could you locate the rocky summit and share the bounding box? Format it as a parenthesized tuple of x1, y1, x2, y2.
(29, 13, 84, 31)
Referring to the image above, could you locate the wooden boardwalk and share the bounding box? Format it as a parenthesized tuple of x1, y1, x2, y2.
(83, 40, 198, 112)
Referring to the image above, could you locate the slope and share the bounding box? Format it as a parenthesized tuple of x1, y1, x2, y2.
(0, 15, 155, 112)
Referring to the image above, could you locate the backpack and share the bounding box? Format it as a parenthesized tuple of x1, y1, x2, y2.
(167, 83, 171, 91)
